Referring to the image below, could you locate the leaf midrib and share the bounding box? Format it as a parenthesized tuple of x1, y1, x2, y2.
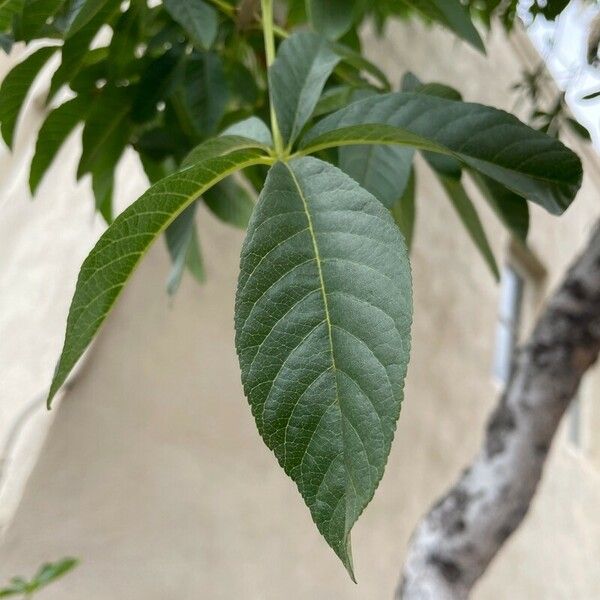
(297, 132, 575, 190)
(284, 162, 359, 553)
(284, 162, 338, 380)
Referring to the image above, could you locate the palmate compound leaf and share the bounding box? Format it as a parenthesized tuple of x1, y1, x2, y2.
(47, 136, 271, 406)
(300, 92, 582, 216)
(235, 156, 412, 578)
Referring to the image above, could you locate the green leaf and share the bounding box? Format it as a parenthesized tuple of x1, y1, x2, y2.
(48, 0, 118, 100)
(107, 0, 144, 78)
(270, 31, 340, 145)
(64, 0, 111, 37)
(330, 42, 391, 91)
(0, 576, 27, 597)
(469, 170, 529, 242)
(30, 95, 90, 193)
(181, 134, 270, 168)
(132, 46, 183, 123)
(33, 558, 78, 587)
(564, 116, 591, 141)
(165, 202, 205, 295)
(437, 173, 499, 279)
(405, 72, 529, 243)
(47, 143, 270, 406)
(339, 143, 414, 209)
(401, 0, 485, 52)
(0, 32, 13, 52)
(78, 87, 129, 217)
(0, 0, 25, 31)
(92, 164, 114, 223)
(581, 89, 600, 101)
(163, 0, 217, 50)
(400, 72, 463, 179)
(391, 166, 416, 250)
(400, 71, 528, 242)
(77, 85, 131, 178)
(301, 92, 582, 215)
(235, 156, 412, 578)
(313, 85, 355, 118)
(20, 0, 65, 39)
(172, 51, 228, 138)
(203, 177, 254, 229)
(400, 71, 462, 101)
(0, 45, 56, 148)
(222, 116, 273, 147)
(307, 0, 355, 40)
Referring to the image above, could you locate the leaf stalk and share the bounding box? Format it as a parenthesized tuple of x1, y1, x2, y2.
(260, 0, 285, 157)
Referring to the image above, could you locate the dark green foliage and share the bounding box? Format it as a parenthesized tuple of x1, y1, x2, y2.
(0, 45, 55, 147)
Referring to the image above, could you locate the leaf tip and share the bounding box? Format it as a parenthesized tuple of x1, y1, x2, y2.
(46, 388, 56, 411)
(338, 534, 357, 583)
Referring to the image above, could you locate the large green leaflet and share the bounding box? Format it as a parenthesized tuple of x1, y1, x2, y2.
(270, 31, 340, 145)
(47, 140, 270, 406)
(235, 157, 412, 577)
(401, 72, 530, 243)
(301, 92, 582, 215)
(0, 45, 56, 148)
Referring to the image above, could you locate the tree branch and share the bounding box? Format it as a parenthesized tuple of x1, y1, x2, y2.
(398, 223, 600, 599)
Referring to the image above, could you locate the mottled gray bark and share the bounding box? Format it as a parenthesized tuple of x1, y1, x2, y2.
(398, 223, 600, 599)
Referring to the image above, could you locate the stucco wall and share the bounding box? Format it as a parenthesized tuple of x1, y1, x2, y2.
(0, 19, 599, 600)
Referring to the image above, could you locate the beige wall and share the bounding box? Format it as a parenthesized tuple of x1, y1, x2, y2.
(0, 19, 599, 600)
